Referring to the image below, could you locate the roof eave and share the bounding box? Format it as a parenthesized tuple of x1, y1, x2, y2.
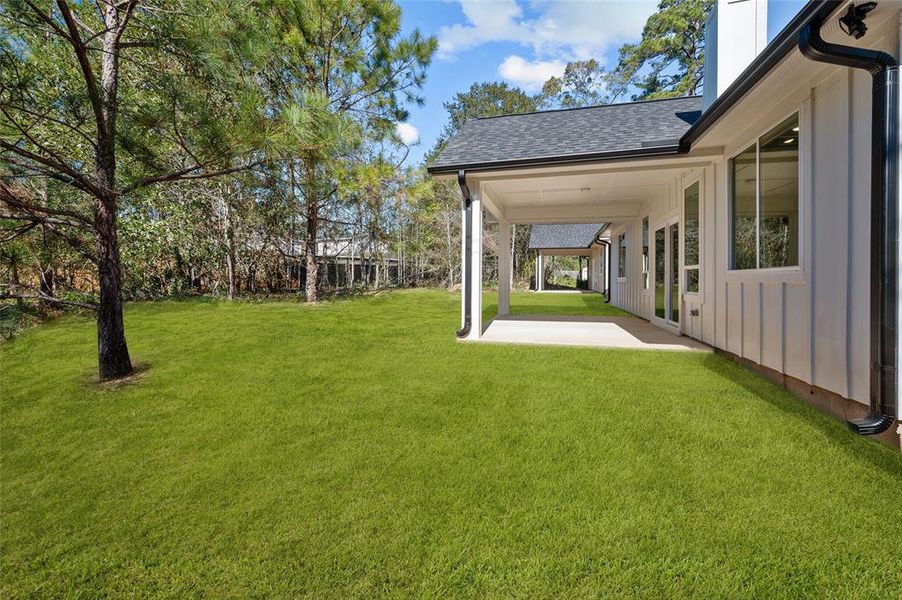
(680, 0, 838, 147)
(427, 2, 842, 177)
(426, 144, 685, 175)
(586, 224, 606, 247)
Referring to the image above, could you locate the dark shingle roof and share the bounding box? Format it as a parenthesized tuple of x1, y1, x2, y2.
(528, 223, 606, 250)
(428, 96, 702, 173)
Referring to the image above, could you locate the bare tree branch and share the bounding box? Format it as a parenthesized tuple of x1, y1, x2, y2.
(0, 141, 102, 198)
(0, 101, 97, 147)
(122, 159, 260, 194)
(0, 180, 93, 227)
(21, 0, 74, 43)
(0, 221, 38, 243)
(0, 287, 98, 310)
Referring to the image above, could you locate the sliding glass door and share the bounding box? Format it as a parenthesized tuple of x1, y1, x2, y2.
(655, 227, 666, 320)
(669, 222, 679, 324)
(654, 221, 679, 325)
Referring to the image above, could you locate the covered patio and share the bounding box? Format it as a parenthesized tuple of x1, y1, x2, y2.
(447, 150, 717, 347)
(528, 223, 606, 292)
(430, 96, 710, 347)
(448, 155, 716, 345)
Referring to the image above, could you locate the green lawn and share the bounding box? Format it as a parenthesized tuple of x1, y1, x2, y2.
(2, 289, 901, 598)
(482, 289, 629, 323)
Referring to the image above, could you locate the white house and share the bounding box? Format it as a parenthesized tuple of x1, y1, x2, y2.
(428, 0, 901, 440)
(282, 237, 399, 288)
(528, 223, 606, 291)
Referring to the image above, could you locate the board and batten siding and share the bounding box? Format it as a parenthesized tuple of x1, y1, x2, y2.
(609, 20, 899, 407)
(589, 246, 604, 294)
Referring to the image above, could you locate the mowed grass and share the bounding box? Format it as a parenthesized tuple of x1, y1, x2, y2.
(2, 289, 901, 598)
(482, 289, 630, 322)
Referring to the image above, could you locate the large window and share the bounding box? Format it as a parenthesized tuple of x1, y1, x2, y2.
(684, 182, 700, 293)
(730, 114, 799, 270)
(641, 216, 649, 289)
(618, 232, 627, 278)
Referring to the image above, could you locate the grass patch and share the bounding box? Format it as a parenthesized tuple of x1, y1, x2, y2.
(482, 290, 629, 323)
(2, 289, 901, 598)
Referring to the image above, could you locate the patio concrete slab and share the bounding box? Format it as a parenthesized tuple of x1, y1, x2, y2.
(475, 315, 711, 352)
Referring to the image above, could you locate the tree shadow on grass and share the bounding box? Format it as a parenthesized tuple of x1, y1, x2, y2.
(700, 353, 902, 476)
(89, 361, 152, 391)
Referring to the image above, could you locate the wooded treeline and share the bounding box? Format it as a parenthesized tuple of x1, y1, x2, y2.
(0, 0, 710, 378)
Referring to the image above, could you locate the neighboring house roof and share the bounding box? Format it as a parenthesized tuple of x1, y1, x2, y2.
(528, 223, 606, 250)
(427, 1, 833, 175)
(429, 96, 702, 174)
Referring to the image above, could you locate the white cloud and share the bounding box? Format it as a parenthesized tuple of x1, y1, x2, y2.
(497, 55, 565, 92)
(437, 0, 658, 62)
(437, 0, 529, 58)
(395, 122, 420, 145)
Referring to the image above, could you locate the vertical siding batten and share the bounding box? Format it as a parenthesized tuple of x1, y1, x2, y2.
(844, 68, 855, 399)
(758, 282, 764, 365)
(780, 282, 787, 374)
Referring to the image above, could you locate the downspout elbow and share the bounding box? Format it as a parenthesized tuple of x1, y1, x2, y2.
(847, 413, 896, 436)
(798, 11, 895, 74)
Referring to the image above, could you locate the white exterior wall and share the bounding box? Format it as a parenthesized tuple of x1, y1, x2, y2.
(609, 219, 645, 317)
(609, 14, 900, 408)
(589, 245, 604, 293)
(702, 0, 768, 110)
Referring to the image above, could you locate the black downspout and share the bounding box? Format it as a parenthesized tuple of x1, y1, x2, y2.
(457, 170, 472, 338)
(799, 4, 898, 435)
(597, 239, 611, 303)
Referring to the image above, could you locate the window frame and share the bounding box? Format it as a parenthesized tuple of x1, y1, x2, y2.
(682, 177, 702, 297)
(641, 215, 650, 290)
(726, 107, 807, 283)
(617, 232, 627, 280)
(651, 217, 680, 329)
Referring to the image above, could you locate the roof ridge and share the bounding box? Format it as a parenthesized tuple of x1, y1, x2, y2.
(475, 95, 702, 121)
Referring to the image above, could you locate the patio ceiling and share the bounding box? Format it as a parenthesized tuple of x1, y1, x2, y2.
(472, 155, 716, 224)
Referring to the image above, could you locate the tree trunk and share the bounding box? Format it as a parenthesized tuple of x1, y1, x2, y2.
(304, 217, 318, 301)
(248, 263, 257, 292)
(349, 239, 356, 289)
(39, 266, 54, 305)
(38, 194, 54, 310)
(302, 160, 319, 302)
(223, 195, 237, 300)
(10, 260, 23, 309)
(94, 196, 132, 380)
(445, 208, 454, 287)
(93, 6, 132, 380)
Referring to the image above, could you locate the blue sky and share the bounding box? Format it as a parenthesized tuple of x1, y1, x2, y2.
(396, 0, 807, 166)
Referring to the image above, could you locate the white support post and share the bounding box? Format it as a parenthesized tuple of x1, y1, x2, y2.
(534, 253, 538, 290)
(497, 218, 511, 316)
(536, 252, 544, 291)
(469, 191, 483, 338)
